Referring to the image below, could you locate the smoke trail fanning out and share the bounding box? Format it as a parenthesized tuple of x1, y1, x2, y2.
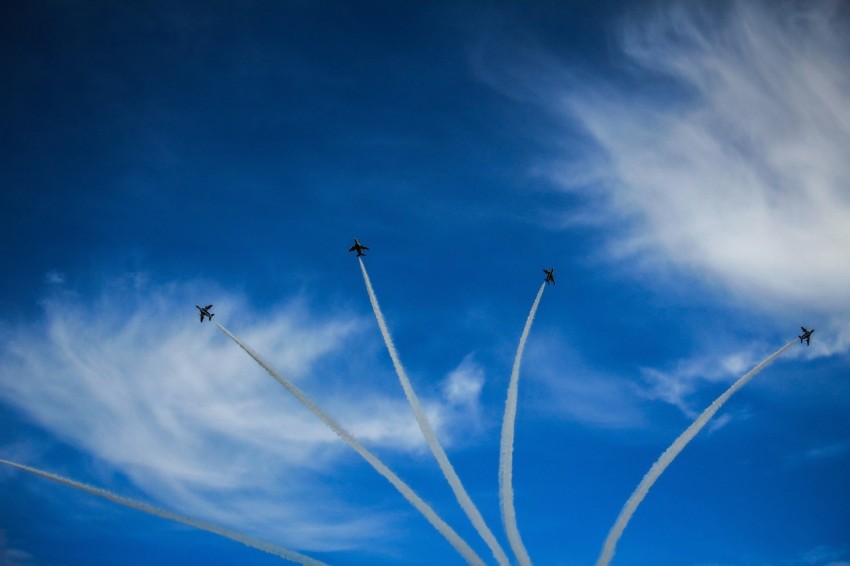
(499, 283, 546, 566)
(357, 257, 510, 566)
(215, 322, 485, 566)
(0, 458, 325, 566)
(596, 339, 798, 566)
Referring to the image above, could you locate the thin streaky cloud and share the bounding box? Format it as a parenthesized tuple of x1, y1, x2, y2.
(557, 2, 850, 312)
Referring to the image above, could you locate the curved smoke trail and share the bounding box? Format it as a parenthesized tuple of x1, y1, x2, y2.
(215, 323, 485, 566)
(596, 338, 798, 566)
(499, 283, 546, 566)
(358, 258, 510, 566)
(0, 458, 325, 566)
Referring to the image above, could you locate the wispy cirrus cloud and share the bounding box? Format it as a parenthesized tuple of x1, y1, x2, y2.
(481, 2, 850, 347)
(551, 1, 850, 318)
(477, 1, 850, 416)
(0, 276, 485, 551)
(637, 344, 767, 417)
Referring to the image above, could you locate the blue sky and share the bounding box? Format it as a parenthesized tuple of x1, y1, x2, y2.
(1, 1, 848, 564)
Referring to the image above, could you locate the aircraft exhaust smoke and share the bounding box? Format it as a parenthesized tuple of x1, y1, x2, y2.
(595, 338, 798, 566)
(0, 458, 326, 566)
(358, 258, 511, 566)
(215, 322, 485, 566)
(499, 283, 546, 566)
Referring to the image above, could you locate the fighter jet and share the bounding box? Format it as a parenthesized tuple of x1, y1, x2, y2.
(196, 304, 214, 322)
(799, 326, 814, 345)
(543, 267, 556, 285)
(349, 238, 369, 257)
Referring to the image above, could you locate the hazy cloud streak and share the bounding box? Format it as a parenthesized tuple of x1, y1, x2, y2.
(499, 283, 546, 566)
(0, 458, 326, 566)
(357, 258, 509, 566)
(596, 338, 797, 566)
(215, 322, 485, 566)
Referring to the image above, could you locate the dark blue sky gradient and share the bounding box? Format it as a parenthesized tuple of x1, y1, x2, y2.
(1, 2, 847, 565)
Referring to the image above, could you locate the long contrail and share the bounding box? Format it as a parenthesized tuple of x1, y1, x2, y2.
(499, 283, 546, 566)
(595, 338, 798, 566)
(215, 322, 485, 566)
(357, 258, 510, 566)
(0, 458, 325, 566)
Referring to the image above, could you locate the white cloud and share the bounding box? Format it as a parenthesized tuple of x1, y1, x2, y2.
(474, 1, 850, 420)
(442, 354, 485, 407)
(705, 413, 734, 435)
(548, 1, 850, 319)
(472, 0, 850, 349)
(0, 277, 482, 550)
(341, 396, 441, 451)
(638, 346, 765, 416)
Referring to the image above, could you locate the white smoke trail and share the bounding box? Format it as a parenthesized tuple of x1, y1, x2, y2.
(0, 458, 325, 566)
(499, 283, 546, 566)
(357, 258, 510, 566)
(596, 338, 798, 566)
(215, 322, 485, 566)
